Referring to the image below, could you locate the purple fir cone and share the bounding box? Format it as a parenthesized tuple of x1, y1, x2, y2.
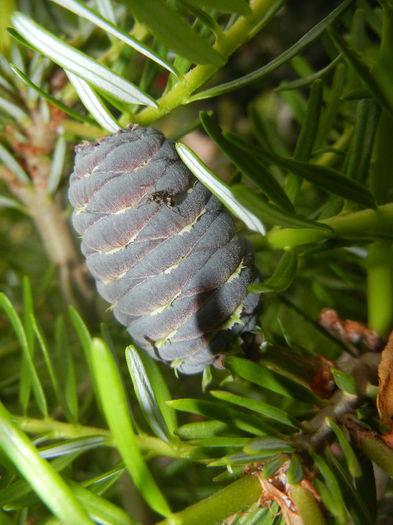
(68, 125, 260, 374)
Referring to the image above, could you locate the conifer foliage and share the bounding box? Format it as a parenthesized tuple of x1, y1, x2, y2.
(0, 1, 393, 524)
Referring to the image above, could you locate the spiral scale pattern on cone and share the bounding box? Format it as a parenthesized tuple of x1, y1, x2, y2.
(69, 125, 260, 374)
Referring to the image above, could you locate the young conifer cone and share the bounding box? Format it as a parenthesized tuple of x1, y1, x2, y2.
(68, 125, 260, 374)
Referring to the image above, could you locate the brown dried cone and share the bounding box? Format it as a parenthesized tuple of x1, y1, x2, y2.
(68, 125, 260, 374)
